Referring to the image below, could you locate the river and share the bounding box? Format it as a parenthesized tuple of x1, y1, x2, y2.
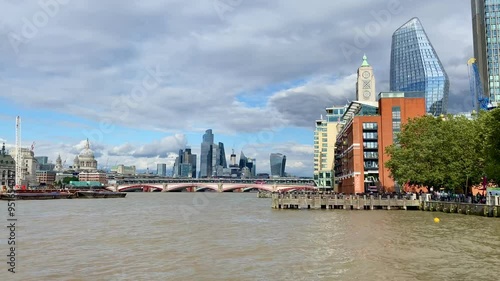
(1, 193, 499, 280)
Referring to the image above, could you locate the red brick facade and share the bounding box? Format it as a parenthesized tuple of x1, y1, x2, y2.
(335, 93, 426, 194)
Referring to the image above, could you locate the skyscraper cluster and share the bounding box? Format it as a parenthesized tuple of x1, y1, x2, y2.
(197, 129, 258, 178)
(239, 151, 256, 178)
(173, 148, 197, 178)
(199, 129, 227, 178)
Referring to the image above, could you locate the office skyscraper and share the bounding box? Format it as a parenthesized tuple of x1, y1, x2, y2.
(239, 151, 248, 170)
(270, 153, 286, 177)
(218, 142, 227, 169)
(239, 151, 256, 178)
(157, 163, 167, 176)
(200, 129, 226, 178)
(35, 156, 48, 165)
(472, 0, 500, 106)
(200, 129, 214, 178)
(173, 148, 197, 178)
(390, 17, 449, 116)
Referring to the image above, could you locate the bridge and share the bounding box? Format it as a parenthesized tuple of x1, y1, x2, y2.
(107, 178, 317, 193)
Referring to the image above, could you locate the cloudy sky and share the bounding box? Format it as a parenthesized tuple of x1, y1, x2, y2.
(0, 0, 473, 176)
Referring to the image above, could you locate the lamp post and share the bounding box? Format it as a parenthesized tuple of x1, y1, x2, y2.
(482, 175, 487, 196)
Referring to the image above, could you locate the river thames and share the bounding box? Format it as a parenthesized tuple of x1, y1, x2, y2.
(1, 193, 499, 280)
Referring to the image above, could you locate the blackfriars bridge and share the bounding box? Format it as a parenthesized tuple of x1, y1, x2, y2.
(107, 178, 318, 193)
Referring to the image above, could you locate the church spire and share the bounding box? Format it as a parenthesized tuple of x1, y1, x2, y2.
(85, 138, 90, 150)
(361, 54, 370, 67)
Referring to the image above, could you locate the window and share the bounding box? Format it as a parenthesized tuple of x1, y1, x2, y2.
(392, 106, 402, 144)
(363, 132, 378, 139)
(364, 152, 378, 159)
(363, 142, 378, 149)
(392, 106, 401, 120)
(362, 122, 378, 130)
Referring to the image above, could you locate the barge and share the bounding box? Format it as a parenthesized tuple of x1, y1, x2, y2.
(0, 189, 126, 200)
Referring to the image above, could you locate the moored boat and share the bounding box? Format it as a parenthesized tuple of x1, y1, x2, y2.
(0, 190, 74, 200)
(75, 190, 127, 199)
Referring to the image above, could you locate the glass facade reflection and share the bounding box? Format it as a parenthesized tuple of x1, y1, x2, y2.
(390, 18, 449, 116)
(200, 129, 214, 178)
(472, 0, 500, 104)
(270, 153, 286, 177)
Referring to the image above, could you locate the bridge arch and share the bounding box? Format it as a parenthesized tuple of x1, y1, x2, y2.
(223, 184, 273, 192)
(277, 186, 318, 193)
(118, 184, 163, 192)
(195, 186, 219, 192)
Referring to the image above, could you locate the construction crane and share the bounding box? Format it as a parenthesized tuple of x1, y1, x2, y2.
(468, 58, 492, 112)
(15, 116, 23, 189)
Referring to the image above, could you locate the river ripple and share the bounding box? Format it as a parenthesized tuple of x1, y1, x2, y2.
(1, 193, 499, 280)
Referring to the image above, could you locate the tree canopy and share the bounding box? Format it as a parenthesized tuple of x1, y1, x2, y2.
(62, 176, 79, 184)
(386, 109, 500, 193)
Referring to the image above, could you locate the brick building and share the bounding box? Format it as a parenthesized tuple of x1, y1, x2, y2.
(334, 92, 426, 194)
(36, 171, 56, 186)
(78, 171, 108, 185)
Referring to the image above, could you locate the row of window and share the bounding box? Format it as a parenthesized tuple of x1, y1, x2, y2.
(363, 132, 378, 139)
(364, 152, 378, 159)
(364, 142, 378, 149)
(362, 122, 378, 130)
(364, 161, 379, 168)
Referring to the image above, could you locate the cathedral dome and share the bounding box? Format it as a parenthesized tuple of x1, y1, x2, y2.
(79, 148, 94, 158)
(78, 139, 95, 158)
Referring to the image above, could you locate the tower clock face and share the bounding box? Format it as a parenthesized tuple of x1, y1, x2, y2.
(362, 71, 370, 78)
(363, 91, 371, 99)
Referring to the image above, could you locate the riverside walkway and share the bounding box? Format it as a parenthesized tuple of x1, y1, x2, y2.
(272, 193, 420, 210)
(271, 193, 500, 217)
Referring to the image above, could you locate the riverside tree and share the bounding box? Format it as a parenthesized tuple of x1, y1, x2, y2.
(385, 111, 494, 193)
(481, 108, 500, 183)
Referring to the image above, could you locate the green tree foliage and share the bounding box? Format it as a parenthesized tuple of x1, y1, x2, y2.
(62, 176, 79, 184)
(481, 108, 500, 183)
(386, 111, 498, 193)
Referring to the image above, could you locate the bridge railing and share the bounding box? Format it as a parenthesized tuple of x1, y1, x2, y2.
(116, 178, 316, 186)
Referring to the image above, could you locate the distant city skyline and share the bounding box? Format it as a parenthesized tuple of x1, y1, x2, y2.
(0, 1, 474, 177)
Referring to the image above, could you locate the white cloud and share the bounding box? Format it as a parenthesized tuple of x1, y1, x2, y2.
(0, 0, 474, 176)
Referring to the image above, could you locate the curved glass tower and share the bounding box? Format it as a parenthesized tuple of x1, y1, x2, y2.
(390, 18, 449, 116)
(270, 153, 286, 177)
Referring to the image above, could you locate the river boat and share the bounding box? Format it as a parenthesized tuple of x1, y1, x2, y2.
(0, 190, 74, 200)
(75, 190, 127, 199)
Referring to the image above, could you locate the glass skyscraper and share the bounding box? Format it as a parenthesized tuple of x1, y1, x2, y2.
(157, 163, 167, 176)
(390, 18, 450, 116)
(200, 129, 214, 178)
(270, 153, 286, 177)
(472, 0, 500, 106)
(200, 129, 226, 178)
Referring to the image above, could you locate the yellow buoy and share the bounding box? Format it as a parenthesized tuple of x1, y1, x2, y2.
(434, 217, 440, 223)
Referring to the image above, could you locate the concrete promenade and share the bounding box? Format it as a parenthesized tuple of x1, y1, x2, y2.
(271, 193, 500, 217)
(420, 199, 500, 217)
(272, 193, 420, 210)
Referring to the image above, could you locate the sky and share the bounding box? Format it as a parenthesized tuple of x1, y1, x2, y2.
(0, 0, 474, 176)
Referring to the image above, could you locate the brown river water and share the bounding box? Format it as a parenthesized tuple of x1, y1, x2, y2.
(1, 192, 499, 281)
